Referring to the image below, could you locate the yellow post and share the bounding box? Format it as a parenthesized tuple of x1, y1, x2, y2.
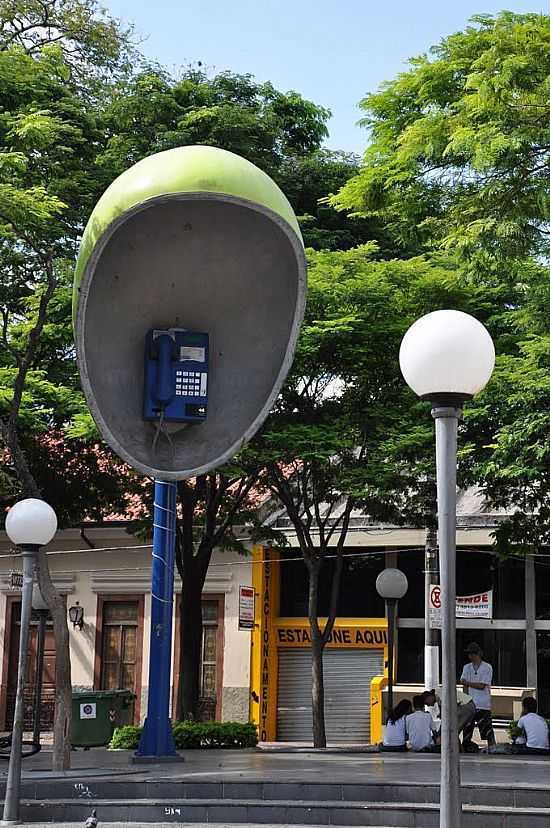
(370, 675, 388, 745)
(249, 546, 279, 741)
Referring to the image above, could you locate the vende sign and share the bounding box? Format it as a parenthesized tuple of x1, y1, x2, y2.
(429, 585, 492, 628)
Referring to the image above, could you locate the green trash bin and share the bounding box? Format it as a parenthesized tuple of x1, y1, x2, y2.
(71, 689, 136, 748)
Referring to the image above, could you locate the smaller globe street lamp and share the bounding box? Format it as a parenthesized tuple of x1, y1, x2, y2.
(3, 498, 57, 825)
(376, 568, 408, 715)
(399, 310, 494, 828)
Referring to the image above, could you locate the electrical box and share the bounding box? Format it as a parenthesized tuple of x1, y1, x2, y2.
(143, 328, 209, 424)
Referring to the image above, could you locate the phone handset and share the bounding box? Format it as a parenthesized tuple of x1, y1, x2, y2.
(153, 331, 176, 408)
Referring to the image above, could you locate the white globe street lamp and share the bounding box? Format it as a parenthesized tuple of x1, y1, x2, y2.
(376, 569, 408, 715)
(399, 309, 495, 402)
(399, 310, 495, 828)
(5, 498, 57, 548)
(3, 498, 57, 824)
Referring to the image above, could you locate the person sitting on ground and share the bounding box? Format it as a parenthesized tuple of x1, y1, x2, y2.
(406, 694, 438, 752)
(422, 687, 475, 751)
(381, 699, 412, 752)
(512, 697, 550, 755)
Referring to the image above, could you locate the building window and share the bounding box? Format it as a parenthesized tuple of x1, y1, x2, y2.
(397, 548, 525, 620)
(397, 628, 526, 687)
(99, 600, 141, 721)
(535, 554, 550, 619)
(279, 549, 386, 618)
(200, 601, 218, 704)
(455, 629, 526, 687)
(396, 628, 424, 683)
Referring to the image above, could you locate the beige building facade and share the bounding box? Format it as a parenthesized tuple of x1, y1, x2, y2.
(0, 524, 252, 731)
(1, 488, 547, 742)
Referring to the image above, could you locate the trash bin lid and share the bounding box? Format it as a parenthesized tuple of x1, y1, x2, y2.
(72, 690, 120, 699)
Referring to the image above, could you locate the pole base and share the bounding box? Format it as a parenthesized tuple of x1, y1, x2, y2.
(131, 754, 185, 764)
(134, 714, 179, 760)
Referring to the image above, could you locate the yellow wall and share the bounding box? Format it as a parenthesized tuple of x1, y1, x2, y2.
(249, 546, 279, 741)
(249, 546, 388, 743)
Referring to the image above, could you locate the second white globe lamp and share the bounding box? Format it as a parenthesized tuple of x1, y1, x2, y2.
(5, 498, 58, 547)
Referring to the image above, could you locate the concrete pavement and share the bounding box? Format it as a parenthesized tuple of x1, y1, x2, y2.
(6, 744, 550, 787)
(4, 747, 550, 826)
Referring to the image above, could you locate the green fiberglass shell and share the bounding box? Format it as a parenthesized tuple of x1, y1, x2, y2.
(73, 145, 307, 480)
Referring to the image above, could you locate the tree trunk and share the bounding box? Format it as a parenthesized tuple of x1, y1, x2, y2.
(307, 559, 326, 748)
(178, 570, 203, 721)
(35, 548, 71, 770)
(311, 630, 326, 748)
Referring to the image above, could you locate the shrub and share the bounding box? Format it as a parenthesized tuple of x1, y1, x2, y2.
(110, 724, 142, 749)
(173, 721, 258, 749)
(109, 721, 258, 750)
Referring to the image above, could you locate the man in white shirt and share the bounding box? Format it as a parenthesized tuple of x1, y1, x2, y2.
(406, 695, 438, 751)
(460, 642, 496, 753)
(513, 696, 550, 754)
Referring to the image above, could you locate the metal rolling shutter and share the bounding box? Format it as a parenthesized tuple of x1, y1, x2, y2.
(277, 648, 384, 742)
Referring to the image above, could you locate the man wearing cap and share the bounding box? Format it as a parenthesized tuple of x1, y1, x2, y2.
(460, 642, 496, 753)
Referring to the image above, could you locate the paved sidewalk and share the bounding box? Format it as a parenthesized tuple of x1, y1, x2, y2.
(5, 745, 550, 788)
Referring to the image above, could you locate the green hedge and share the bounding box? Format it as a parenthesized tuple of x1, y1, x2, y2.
(110, 721, 258, 750)
(110, 724, 142, 750)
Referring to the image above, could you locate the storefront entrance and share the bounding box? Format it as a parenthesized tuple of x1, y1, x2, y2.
(277, 648, 384, 742)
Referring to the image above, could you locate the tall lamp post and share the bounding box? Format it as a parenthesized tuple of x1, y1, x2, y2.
(2, 498, 57, 825)
(399, 309, 494, 828)
(31, 585, 49, 750)
(376, 568, 408, 715)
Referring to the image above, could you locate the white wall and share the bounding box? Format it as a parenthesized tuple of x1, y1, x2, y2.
(0, 527, 253, 724)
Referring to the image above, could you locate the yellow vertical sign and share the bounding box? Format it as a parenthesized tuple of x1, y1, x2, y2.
(249, 546, 278, 741)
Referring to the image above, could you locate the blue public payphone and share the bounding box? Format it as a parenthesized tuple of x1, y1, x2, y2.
(143, 328, 209, 424)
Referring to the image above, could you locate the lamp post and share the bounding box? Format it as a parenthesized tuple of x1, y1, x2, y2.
(31, 585, 49, 750)
(2, 498, 57, 825)
(376, 568, 408, 715)
(399, 309, 494, 828)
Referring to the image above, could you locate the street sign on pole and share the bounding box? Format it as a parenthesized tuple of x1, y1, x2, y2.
(239, 586, 255, 630)
(429, 585, 493, 629)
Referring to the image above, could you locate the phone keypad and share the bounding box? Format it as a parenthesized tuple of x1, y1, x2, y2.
(175, 370, 207, 397)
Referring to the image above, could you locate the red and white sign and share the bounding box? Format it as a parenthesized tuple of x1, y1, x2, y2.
(429, 585, 492, 628)
(238, 585, 255, 630)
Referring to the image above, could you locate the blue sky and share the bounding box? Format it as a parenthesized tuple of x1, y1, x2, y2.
(104, 1, 545, 154)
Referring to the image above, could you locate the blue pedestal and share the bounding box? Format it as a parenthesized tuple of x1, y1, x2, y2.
(135, 479, 179, 759)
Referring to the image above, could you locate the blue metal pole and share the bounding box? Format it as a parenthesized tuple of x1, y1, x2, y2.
(136, 479, 178, 758)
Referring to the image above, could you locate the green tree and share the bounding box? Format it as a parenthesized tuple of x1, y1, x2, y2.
(0, 0, 134, 86)
(0, 0, 133, 769)
(98, 68, 393, 252)
(277, 150, 397, 252)
(332, 12, 550, 260)
(240, 246, 503, 746)
(460, 260, 550, 550)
